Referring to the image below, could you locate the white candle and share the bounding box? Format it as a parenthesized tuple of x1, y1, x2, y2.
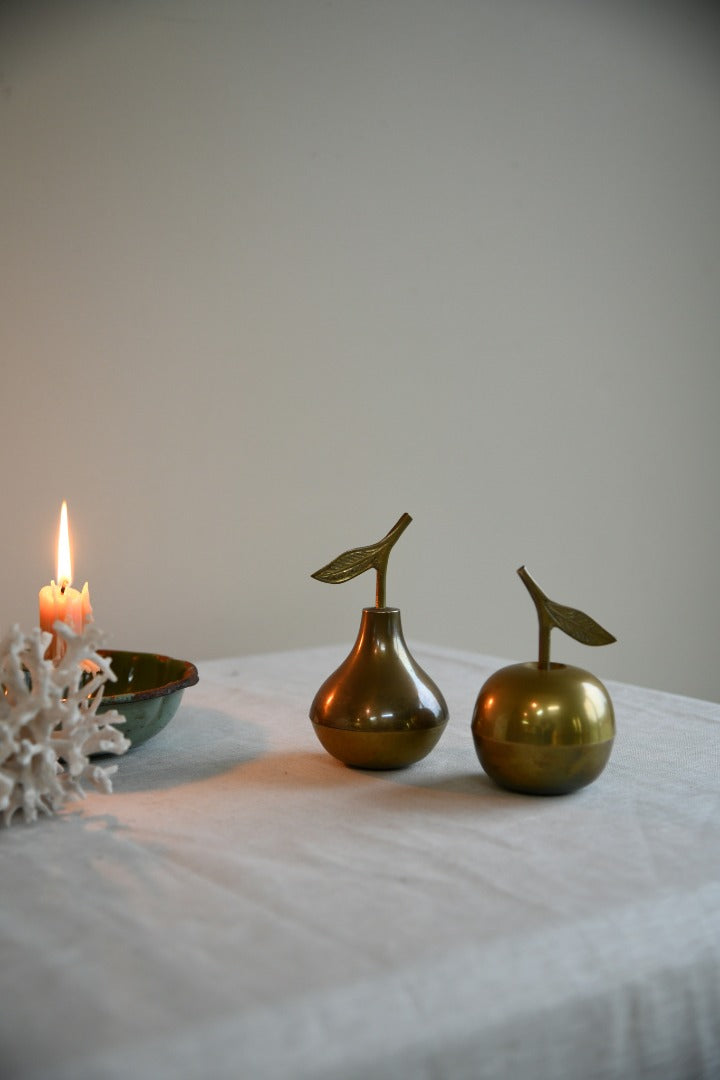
(39, 501, 92, 660)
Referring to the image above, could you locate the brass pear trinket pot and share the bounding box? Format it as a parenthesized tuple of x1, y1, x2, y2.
(309, 513, 448, 769)
(472, 567, 617, 795)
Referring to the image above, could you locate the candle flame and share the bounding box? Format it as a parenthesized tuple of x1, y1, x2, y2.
(57, 500, 72, 589)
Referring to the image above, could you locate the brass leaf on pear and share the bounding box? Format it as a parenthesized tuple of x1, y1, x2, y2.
(311, 544, 386, 585)
(311, 513, 412, 607)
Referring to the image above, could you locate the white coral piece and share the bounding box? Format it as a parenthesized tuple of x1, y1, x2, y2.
(0, 622, 130, 825)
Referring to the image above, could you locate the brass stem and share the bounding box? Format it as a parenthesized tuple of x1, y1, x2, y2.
(376, 563, 386, 608)
(385, 512, 413, 546)
(374, 513, 412, 608)
(517, 565, 552, 670)
(538, 623, 551, 670)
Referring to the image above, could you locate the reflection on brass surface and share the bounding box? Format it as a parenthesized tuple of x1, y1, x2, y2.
(312, 725, 445, 771)
(472, 662, 615, 795)
(472, 566, 617, 796)
(476, 736, 613, 797)
(310, 607, 448, 769)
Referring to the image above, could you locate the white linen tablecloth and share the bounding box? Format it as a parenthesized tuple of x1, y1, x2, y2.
(2, 643, 719, 1080)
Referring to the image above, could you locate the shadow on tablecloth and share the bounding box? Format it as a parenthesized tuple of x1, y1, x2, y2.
(109, 707, 268, 792)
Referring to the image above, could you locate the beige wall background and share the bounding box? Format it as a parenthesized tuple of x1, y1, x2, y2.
(2, 0, 719, 701)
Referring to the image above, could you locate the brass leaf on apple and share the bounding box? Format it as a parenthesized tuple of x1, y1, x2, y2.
(543, 599, 616, 647)
(517, 565, 616, 668)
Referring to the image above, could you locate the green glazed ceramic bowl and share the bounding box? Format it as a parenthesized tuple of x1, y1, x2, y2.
(97, 649, 199, 749)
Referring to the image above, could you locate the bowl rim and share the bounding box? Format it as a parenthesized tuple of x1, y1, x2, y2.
(97, 649, 199, 704)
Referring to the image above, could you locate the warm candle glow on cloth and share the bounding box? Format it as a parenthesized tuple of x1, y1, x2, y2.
(38, 501, 92, 660)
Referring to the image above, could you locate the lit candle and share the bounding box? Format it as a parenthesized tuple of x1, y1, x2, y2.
(39, 501, 92, 660)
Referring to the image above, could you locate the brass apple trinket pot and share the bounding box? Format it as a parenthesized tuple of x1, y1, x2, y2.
(472, 566, 617, 795)
(309, 513, 448, 769)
